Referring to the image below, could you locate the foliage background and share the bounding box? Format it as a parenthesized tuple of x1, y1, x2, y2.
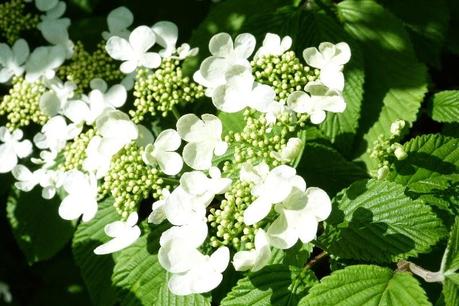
(0, 0, 458, 305)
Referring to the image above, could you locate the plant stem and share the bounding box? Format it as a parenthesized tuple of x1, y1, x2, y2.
(306, 251, 328, 269)
(397, 260, 445, 283)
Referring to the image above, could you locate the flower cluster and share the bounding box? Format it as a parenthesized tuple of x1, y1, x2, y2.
(0, 2, 352, 297)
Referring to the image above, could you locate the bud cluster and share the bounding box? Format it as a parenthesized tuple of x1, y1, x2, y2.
(130, 61, 204, 123)
(0, 76, 47, 129)
(59, 129, 96, 172)
(0, 0, 39, 44)
(99, 143, 167, 218)
(57, 42, 123, 93)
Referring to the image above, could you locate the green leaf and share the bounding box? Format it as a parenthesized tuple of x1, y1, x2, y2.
(444, 273, 459, 306)
(429, 91, 459, 123)
(6, 188, 74, 264)
(388, 134, 459, 186)
(69, 0, 99, 13)
(443, 217, 459, 274)
(296, 142, 368, 196)
(219, 111, 245, 135)
(404, 175, 459, 217)
(299, 265, 431, 306)
(72, 197, 119, 306)
(221, 264, 317, 306)
(111, 223, 210, 306)
(319, 179, 447, 263)
(378, 0, 449, 67)
(337, 0, 428, 170)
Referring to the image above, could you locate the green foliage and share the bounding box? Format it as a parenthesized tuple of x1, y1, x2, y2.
(298, 265, 431, 306)
(6, 188, 75, 264)
(220, 265, 317, 306)
(442, 218, 459, 306)
(319, 179, 447, 263)
(429, 91, 459, 123)
(72, 198, 119, 306)
(296, 141, 368, 196)
(337, 0, 428, 170)
(378, 0, 449, 67)
(389, 134, 459, 185)
(111, 223, 210, 306)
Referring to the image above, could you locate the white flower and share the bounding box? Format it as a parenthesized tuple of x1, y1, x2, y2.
(0, 281, 12, 304)
(158, 223, 229, 295)
(82, 136, 112, 179)
(254, 33, 292, 58)
(193, 32, 256, 96)
(106, 25, 161, 74)
(163, 168, 231, 226)
(303, 42, 351, 91)
(0, 39, 29, 83)
(65, 81, 127, 124)
(58, 170, 98, 222)
(268, 187, 331, 249)
(39, 78, 76, 117)
(94, 109, 138, 155)
(175, 43, 198, 60)
(25, 45, 66, 82)
(94, 212, 141, 255)
(168, 246, 229, 295)
(172, 168, 230, 225)
(102, 6, 133, 40)
(12, 165, 65, 199)
(243, 165, 306, 225)
(0, 127, 33, 173)
(142, 129, 183, 175)
(287, 82, 346, 124)
(212, 65, 276, 113)
(272, 137, 303, 162)
(390, 119, 405, 136)
(176, 113, 228, 170)
(233, 229, 271, 272)
(37, 2, 73, 57)
(33, 115, 81, 153)
(158, 222, 208, 273)
(148, 189, 170, 224)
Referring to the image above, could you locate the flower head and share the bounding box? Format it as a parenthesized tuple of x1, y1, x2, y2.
(106, 25, 161, 73)
(177, 113, 227, 170)
(303, 42, 350, 91)
(267, 187, 331, 249)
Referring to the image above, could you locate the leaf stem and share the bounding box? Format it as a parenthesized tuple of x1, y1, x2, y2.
(306, 251, 328, 269)
(397, 260, 445, 283)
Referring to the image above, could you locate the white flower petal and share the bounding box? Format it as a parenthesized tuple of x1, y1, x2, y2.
(310, 110, 326, 124)
(129, 26, 155, 53)
(243, 197, 272, 225)
(154, 129, 181, 151)
(135, 124, 154, 147)
(152, 21, 178, 56)
(0, 145, 18, 173)
(107, 6, 133, 33)
(209, 246, 230, 273)
(176, 113, 205, 142)
(94, 226, 141, 255)
(249, 83, 276, 112)
(304, 187, 332, 221)
(209, 33, 233, 57)
(12, 39, 29, 65)
(40, 91, 61, 117)
(156, 151, 183, 175)
(105, 84, 127, 108)
(267, 212, 297, 249)
(182, 142, 214, 170)
(120, 60, 137, 74)
(36, 0, 58, 11)
(141, 52, 161, 68)
(233, 33, 256, 59)
(105, 36, 132, 61)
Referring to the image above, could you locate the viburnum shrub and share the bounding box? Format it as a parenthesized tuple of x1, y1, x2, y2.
(0, 0, 458, 305)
